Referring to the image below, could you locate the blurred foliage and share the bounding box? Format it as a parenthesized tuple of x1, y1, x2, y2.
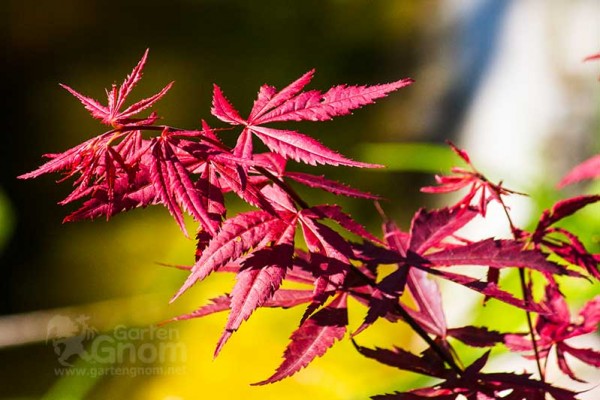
(359, 142, 463, 173)
(0, 189, 15, 256)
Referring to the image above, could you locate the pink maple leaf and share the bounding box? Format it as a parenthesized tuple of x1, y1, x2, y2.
(211, 70, 412, 167)
(421, 142, 522, 215)
(60, 49, 173, 127)
(557, 155, 600, 188)
(214, 223, 295, 356)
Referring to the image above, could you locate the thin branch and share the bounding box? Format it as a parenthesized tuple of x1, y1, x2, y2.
(254, 166, 310, 210)
(496, 193, 546, 382)
(519, 268, 545, 381)
(348, 267, 464, 377)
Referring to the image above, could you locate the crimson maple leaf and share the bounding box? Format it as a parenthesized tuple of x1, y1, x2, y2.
(421, 141, 522, 215)
(61, 49, 173, 128)
(524, 195, 600, 279)
(366, 350, 578, 400)
(18, 50, 174, 224)
(505, 283, 600, 382)
(211, 69, 413, 167)
(557, 155, 600, 188)
(166, 181, 380, 379)
(354, 343, 578, 400)
(355, 205, 572, 338)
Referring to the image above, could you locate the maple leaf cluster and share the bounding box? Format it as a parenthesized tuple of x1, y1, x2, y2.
(20, 50, 600, 399)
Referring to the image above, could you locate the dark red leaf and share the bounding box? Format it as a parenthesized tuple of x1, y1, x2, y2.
(171, 210, 288, 301)
(408, 207, 478, 253)
(426, 239, 577, 277)
(285, 171, 380, 200)
(254, 292, 348, 385)
(447, 326, 505, 347)
(215, 224, 295, 356)
(353, 341, 448, 378)
(354, 267, 408, 336)
(535, 195, 600, 235)
(405, 268, 447, 337)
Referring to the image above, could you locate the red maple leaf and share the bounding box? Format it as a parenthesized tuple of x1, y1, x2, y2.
(60, 49, 173, 128)
(558, 155, 600, 188)
(505, 283, 600, 382)
(421, 141, 522, 215)
(254, 292, 349, 385)
(355, 205, 571, 337)
(358, 348, 578, 400)
(524, 195, 600, 279)
(211, 69, 412, 167)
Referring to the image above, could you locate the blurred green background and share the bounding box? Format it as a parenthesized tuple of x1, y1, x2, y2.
(2, 1, 599, 399)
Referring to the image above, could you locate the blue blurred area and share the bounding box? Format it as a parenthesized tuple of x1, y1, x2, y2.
(427, 0, 511, 141)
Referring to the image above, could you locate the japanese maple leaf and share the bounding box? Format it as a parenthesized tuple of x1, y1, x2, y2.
(61, 49, 173, 127)
(19, 127, 161, 224)
(148, 130, 220, 237)
(213, 223, 296, 356)
(172, 183, 375, 304)
(356, 205, 564, 336)
(211, 69, 412, 167)
(254, 292, 348, 385)
(526, 195, 600, 279)
(352, 339, 450, 380)
(168, 183, 373, 367)
(421, 142, 521, 216)
(171, 208, 294, 301)
(557, 155, 600, 188)
(19, 50, 175, 217)
(368, 351, 578, 400)
(505, 283, 600, 382)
